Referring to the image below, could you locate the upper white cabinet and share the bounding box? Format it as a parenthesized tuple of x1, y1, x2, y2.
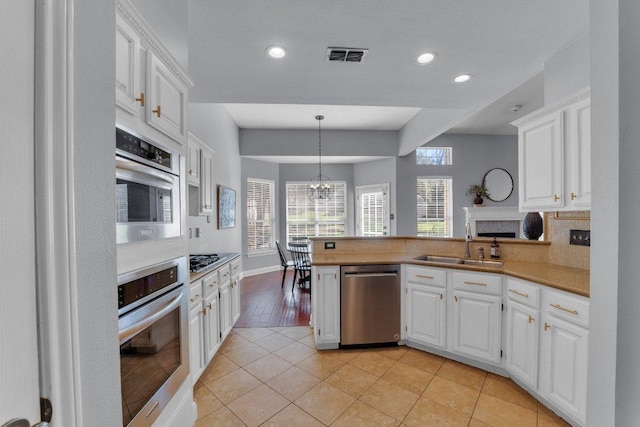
(116, 0, 193, 144)
(186, 133, 202, 186)
(187, 133, 215, 216)
(512, 88, 590, 211)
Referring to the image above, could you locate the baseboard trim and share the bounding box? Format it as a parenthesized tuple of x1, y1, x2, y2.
(242, 264, 282, 277)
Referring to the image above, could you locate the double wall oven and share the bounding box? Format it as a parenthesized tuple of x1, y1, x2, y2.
(116, 126, 182, 244)
(118, 257, 189, 427)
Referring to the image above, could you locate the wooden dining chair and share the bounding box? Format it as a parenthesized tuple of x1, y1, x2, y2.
(288, 243, 312, 292)
(275, 240, 295, 289)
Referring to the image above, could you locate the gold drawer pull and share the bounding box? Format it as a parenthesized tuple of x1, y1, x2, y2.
(464, 281, 487, 287)
(549, 303, 578, 315)
(135, 92, 145, 106)
(190, 294, 200, 302)
(508, 288, 529, 298)
(416, 274, 434, 279)
(152, 105, 161, 117)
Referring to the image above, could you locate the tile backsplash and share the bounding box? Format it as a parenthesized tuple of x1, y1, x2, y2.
(544, 211, 590, 269)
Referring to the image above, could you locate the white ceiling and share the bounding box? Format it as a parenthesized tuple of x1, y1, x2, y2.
(188, 1, 588, 153)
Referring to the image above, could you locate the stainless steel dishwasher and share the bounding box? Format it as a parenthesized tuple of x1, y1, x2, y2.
(340, 264, 401, 347)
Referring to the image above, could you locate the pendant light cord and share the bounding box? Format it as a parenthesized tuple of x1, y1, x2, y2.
(316, 115, 324, 178)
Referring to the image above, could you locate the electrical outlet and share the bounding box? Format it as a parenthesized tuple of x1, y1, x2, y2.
(195, 228, 200, 238)
(324, 241, 336, 250)
(570, 229, 590, 246)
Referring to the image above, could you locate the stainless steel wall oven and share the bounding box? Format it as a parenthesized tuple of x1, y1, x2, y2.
(118, 257, 189, 426)
(116, 126, 182, 244)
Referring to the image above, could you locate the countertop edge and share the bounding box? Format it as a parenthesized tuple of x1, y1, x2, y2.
(189, 252, 240, 282)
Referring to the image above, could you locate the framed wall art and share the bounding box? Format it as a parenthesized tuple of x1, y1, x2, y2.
(217, 185, 236, 229)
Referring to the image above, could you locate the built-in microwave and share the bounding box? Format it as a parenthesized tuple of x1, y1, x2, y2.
(116, 126, 182, 244)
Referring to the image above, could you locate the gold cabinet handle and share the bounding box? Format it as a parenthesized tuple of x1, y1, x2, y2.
(135, 92, 145, 106)
(201, 308, 206, 315)
(528, 315, 534, 324)
(549, 303, 578, 315)
(207, 303, 212, 310)
(188, 169, 193, 175)
(508, 288, 529, 298)
(416, 274, 434, 279)
(544, 322, 550, 331)
(190, 294, 200, 302)
(454, 295, 458, 302)
(571, 192, 576, 200)
(554, 194, 560, 202)
(440, 293, 443, 300)
(464, 281, 487, 286)
(152, 105, 161, 117)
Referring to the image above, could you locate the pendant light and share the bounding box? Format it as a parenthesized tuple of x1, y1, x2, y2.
(307, 115, 332, 201)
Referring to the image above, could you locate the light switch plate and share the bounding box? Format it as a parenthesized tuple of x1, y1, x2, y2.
(570, 229, 590, 246)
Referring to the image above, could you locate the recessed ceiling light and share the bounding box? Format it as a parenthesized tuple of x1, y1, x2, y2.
(417, 52, 437, 64)
(454, 74, 472, 83)
(266, 46, 287, 59)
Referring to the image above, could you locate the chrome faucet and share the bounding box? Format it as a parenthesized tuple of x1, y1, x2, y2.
(464, 223, 472, 258)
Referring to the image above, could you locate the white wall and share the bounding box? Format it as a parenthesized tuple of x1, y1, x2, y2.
(354, 158, 397, 236)
(187, 104, 243, 256)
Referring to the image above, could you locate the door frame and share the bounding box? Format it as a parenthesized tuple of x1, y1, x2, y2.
(355, 183, 390, 237)
(35, 0, 82, 425)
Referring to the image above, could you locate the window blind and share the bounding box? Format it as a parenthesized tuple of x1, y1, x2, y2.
(247, 178, 275, 254)
(417, 177, 452, 237)
(286, 182, 347, 241)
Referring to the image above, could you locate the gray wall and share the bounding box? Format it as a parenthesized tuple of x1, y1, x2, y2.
(278, 163, 355, 242)
(544, 33, 590, 105)
(131, 0, 189, 71)
(187, 104, 242, 256)
(241, 158, 281, 272)
(354, 158, 398, 236)
(396, 134, 519, 238)
(240, 129, 398, 157)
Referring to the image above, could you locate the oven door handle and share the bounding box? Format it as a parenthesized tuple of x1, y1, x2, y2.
(116, 156, 176, 184)
(119, 291, 183, 344)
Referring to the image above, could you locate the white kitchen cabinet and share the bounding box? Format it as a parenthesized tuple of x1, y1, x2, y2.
(505, 277, 541, 389)
(506, 300, 539, 389)
(204, 291, 221, 363)
(199, 149, 214, 215)
(219, 278, 232, 340)
(186, 133, 202, 186)
(230, 260, 241, 325)
(512, 87, 590, 211)
(539, 289, 589, 425)
(146, 53, 187, 143)
(189, 299, 205, 382)
(116, 0, 193, 145)
(115, 13, 142, 116)
(404, 266, 447, 349)
(450, 272, 502, 365)
(312, 266, 340, 349)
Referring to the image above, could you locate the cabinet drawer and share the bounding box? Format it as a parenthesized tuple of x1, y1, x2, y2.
(453, 271, 502, 295)
(219, 264, 231, 282)
(202, 271, 220, 297)
(230, 258, 241, 276)
(189, 281, 203, 308)
(544, 289, 589, 327)
(406, 266, 446, 287)
(506, 277, 540, 308)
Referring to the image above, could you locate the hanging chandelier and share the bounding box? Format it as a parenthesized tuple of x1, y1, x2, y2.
(307, 115, 332, 201)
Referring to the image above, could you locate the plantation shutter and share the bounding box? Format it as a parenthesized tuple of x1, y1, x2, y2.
(361, 191, 384, 236)
(247, 178, 275, 254)
(417, 177, 452, 237)
(286, 182, 347, 240)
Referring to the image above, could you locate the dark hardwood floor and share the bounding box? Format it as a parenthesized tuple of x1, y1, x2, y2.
(236, 269, 311, 328)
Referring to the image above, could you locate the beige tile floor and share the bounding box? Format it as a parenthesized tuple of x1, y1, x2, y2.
(193, 326, 570, 427)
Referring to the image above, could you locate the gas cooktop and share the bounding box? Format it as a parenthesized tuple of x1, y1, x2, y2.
(189, 254, 221, 273)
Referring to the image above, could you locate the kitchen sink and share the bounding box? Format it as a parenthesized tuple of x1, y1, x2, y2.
(413, 255, 463, 264)
(413, 255, 503, 268)
(460, 259, 504, 267)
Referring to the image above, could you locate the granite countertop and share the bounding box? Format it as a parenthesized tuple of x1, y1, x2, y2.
(189, 252, 240, 282)
(312, 252, 589, 297)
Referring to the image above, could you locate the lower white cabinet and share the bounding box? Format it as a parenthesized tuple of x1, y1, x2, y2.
(405, 282, 446, 349)
(231, 259, 241, 325)
(219, 279, 232, 340)
(312, 266, 340, 348)
(539, 292, 589, 425)
(505, 300, 539, 388)
(189, 303, 205, 382)
(204, 291, 221, 362)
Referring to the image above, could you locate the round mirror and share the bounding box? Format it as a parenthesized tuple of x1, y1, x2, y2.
(483, 168, 513, 202)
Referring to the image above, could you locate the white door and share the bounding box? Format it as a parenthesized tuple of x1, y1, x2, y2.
(356, 184, 390, 236)
(451, 290, 502, 364)
(406, 283, 446, 348)
(1, 1, 41, 424)
(506, 301, 539, 388)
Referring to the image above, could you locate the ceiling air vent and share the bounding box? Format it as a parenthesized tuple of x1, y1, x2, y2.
(326, 47, 369, 63)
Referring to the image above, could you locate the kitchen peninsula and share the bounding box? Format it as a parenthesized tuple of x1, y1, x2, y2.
(310, 236, 589, 426)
